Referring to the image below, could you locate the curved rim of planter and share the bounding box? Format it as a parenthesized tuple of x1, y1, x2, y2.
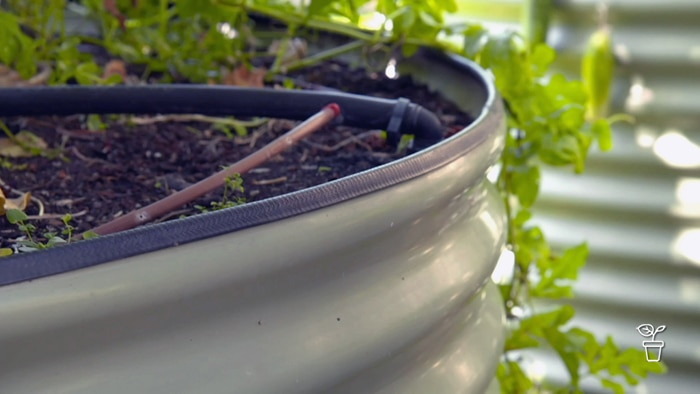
(0, 49, 502, 286)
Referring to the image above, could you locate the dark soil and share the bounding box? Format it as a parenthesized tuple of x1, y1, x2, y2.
(0, 61, 472, 250)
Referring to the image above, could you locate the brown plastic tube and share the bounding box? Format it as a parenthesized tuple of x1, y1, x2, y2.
(86, 103, 341, 237)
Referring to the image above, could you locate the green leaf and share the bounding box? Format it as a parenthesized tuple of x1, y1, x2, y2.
(62, 213, 73, 225)
(18, 240, 40, 251)
(592, 119, 613, 151)
(533, 243, 588, 299)
(401, 43, 420, 57)
(389, 6, 415, 34)
(417, 9, 440, 28)
(479, 32, 530, 99)
(0, 11, 38, 78)
(18, 223, 35, 233)
(428, 0, 458, 14)
(307, 0, 335, 17)
(107, 42, 144, 64)
(6, 208, 28, 224)
(175, 0, 207, 17)
(543, 326, 580, 386)
(514, 225, 549, 272)
(523, 0, 554, 48)
(505, 327, 540, 351)
(45, 236, 68, 248)
(0, 248, 13, 257)
(533, 285, 574, 299)
(462, 24, 487, 59)
(540, 133, 579, 167)
(86, 114, 106, 131)
(601, 378, 625, 394)
(83, 230, 100, 240)
(510, 164, 540, 208)
(74, 62, 101, 85)
(513, 209, 532, 226)
(546, 73, 588, 106)
(497, 360, 534, 393)
(557, 243, 588, 280)
(506, 307, 579, 353)
(376, 0, 397, 16)
(582, 26, 615, 120)
(43, 232, 57, 239)
(521, 305, 575, 332)
(531, 44, 556, 77)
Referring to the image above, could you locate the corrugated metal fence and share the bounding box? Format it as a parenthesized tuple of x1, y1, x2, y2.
(458, 0, 700, 392)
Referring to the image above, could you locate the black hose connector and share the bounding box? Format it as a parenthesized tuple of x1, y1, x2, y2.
(0, 86, 444, 150)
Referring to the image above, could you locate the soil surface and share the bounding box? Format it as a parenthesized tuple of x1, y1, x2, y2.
(0, 61, 472, 250)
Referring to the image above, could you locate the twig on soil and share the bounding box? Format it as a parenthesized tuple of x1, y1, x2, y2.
(199, 136, 227, 156)
(235, 121, 270, 148)
(57, 127, 103, 140)
(251, 176, 287, 186)
(249, 127, 270, 148)
(55, 197, 87, 207)
(301, 130, 380, 152)
(70, 146, 118, 167)
(85, 103, 342, 237)
(128, 114, 268, 129)
(154, 209, 193, 223)
(31, 197, 45, 217)
(26, 210, 88, 220)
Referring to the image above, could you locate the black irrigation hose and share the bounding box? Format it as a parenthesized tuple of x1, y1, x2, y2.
(0, 86, 444, 150)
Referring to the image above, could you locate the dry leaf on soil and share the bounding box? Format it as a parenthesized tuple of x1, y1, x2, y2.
(0, 131, 49, 157)
(220, 65, 267, 88)
(0, 64, 51, 87)
(103, 59, 128, 81)
(0, 188, 31, 215)
(267, 38, 308, 66)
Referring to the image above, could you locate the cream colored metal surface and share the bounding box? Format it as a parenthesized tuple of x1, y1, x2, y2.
(0, 54, 507, 393)
(458, 0, 700, 392)
(0, 169, 505, 394)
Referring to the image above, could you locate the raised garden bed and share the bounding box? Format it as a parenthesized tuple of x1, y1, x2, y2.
(0, 60, 471, 250)
(0, 39, 507, 393)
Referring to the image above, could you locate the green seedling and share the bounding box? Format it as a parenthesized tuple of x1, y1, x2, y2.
(2, 209, 97, 254)
(60, 212, 75, 243)
(396, 134, 413, 155)
(86, 114, 107, 131)
(5, 208, 61, 251)
(0, 158, 28, 170)
(195, 173, 247, 213)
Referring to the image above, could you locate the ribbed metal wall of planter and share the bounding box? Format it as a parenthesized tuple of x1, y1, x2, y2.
(0, 52, 507, 393)
(458, 0, 700, 392)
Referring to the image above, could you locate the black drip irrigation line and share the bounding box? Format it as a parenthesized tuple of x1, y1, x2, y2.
(0, 85, 445, 150)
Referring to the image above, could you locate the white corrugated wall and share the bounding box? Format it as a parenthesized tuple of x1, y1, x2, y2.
(457, 1, 700, 392)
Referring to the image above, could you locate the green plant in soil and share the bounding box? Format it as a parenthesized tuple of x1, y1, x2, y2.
(0, 0, 667, 392)
(195, 173, 246, 213)
(1, 209, 100, 254)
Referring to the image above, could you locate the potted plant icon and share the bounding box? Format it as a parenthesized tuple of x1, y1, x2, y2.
(637, 324, 667, 362)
